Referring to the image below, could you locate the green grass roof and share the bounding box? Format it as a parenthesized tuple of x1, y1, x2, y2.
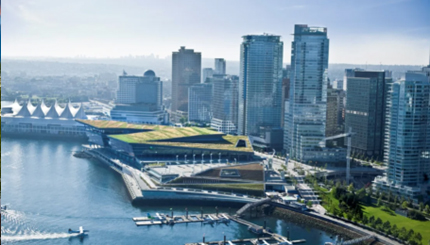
(110, 126, 222, 142)
(108, 125, 253, 152)
(145, 135, 254, 152)
(76, 119, 157, 130)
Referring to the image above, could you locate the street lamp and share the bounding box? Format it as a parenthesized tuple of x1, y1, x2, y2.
(202, 153, 204, 164)
(193, 154, 196, 164)
(176, 155, 179, 164)
(185, 154, 187, 163)
(234, 158, 237, 164)
(210, 153, 213, 164)
(218, 153, 221, 163)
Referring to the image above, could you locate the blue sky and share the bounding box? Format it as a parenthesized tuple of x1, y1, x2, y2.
(1, 0, 430, 65)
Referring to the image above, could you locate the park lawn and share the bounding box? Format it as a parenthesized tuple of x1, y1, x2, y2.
(363, 205, 430, 243)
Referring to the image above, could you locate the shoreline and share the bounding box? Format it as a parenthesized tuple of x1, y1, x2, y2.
(272, 208, 382, 245)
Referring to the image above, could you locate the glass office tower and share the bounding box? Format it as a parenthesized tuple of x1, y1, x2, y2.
(238, 34, 283, 137)
(374, 70, 430, 201)
(285, 25, 330, 162)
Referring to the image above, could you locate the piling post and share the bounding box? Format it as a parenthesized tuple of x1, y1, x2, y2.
(201, 207, 203, 218)
(224, 234, 226, 245)
(186, 207, 188, 219)
(264, 220, 266, 230)
(203, 234, 205, 243)
(216, 206, 218, 216)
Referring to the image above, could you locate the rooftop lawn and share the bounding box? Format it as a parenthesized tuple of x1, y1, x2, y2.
(109, 126, 223, 143)
(76, 119, 156, 130)
(363, 205, 430, 243)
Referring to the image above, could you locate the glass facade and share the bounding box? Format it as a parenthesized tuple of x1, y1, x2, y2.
(210, 75, 239, 134)
(284, 25, 329, 162)
(385, 76, 430, 187)
(345, 71, 388, 159)
(188, 83, 213, 123)
(238, 35, 283, 137)
(172, 46, 202, 113)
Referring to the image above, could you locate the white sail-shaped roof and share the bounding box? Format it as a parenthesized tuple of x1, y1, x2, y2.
(60, 101, 75, 119)
(73, 103, 87, 119)
(16, 101, 36, 117)
(41, 100, 51, 115)
(31, 103, 46, 118)
(11, 99, 23, 115)
(45, 100, 61, 118)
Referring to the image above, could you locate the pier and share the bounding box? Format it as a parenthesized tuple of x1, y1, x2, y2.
(133, 212, 306, 245)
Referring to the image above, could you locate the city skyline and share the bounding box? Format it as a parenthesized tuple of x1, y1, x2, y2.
(1, 0, 430, 65)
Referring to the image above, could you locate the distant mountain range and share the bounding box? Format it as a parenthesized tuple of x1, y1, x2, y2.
(1, 58, 423, 81)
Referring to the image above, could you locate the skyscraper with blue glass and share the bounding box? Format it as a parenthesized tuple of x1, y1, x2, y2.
(284, 25, 330, 162)
(238, 34, 283, 139)
(373, 69, 430, 201)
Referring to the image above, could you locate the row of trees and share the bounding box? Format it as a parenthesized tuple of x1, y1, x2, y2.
(371, 188, 430, 219)
(361, 215, 423, 245)
(317, 180, 426, 245)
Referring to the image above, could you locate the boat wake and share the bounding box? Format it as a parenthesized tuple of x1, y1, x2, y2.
(1, 232, 79, 242)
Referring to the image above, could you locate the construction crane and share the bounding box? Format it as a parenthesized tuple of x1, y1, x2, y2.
(320, 127, 355, 184)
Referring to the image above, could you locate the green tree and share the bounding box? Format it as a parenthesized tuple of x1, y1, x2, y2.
(424, 204, 430, 214)
(415, 233, 423, 243)
(362, 215, 368, 225)
(377, 197, 382, 207)
(375, 217, 383, 228)
(419, 202, 425, 212)
(402, 201, 409, 210)
(369, 216, 375, 228)
(391, 224, 399, 238)
(382, 221, 391, 233)
(306, 201, 313, 208)
(347, 183, 355, 193)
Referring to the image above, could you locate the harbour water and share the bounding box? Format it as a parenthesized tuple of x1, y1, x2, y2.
(1, 137, 338, 244)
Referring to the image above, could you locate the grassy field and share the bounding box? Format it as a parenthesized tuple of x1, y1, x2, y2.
(363, 205, 430, 243)
(317, 186, 430, 244)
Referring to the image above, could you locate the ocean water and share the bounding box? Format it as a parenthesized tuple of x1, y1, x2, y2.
(1, 137, 337, 244)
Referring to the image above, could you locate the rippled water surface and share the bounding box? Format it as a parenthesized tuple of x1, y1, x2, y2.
(1, 138, 337, 244)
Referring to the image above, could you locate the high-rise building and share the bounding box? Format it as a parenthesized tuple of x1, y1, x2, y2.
(202, 68, 214, 83)
(373, 70, 430, 201)
(215, 58, 226, 75)
(210, 75, 239, 134)
(284, 25, 331, 162)
(238, 34, 283, 142)
(343, 68, 364, 91)
(326, 85, 345, 139)
(112, 70, 168, 124)
(188, 83, 213, 123)
(345, 71, 390, 159)
(116, 70, 162, 107)
(171, 46, 202, 121)
(332, 80, 344, 90)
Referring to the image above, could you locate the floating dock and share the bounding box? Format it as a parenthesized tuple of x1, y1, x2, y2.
(133, 213, 229, 226)
(134, 213, 306, 245)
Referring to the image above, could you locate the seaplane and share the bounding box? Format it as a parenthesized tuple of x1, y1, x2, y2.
(68, 226, 89, 237)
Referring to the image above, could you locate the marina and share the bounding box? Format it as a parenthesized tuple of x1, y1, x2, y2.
(133, 212, 306, 245)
